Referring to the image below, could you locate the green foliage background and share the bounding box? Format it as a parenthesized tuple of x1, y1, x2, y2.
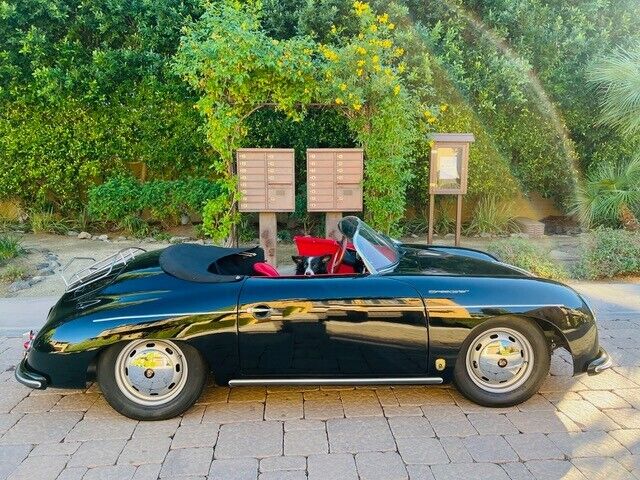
(1, 0, 639, 232)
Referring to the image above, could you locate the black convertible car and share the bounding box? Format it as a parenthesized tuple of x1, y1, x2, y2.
(16, 216, 611, 420)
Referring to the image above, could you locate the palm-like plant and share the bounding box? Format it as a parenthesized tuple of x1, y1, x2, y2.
(589, 45, 640, 136)
(574, 156, 640, 231)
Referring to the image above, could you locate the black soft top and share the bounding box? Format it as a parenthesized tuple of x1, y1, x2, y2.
(159, 244, 264, 283)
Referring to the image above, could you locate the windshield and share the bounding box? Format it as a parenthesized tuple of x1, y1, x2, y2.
(338, 216, 400, 273)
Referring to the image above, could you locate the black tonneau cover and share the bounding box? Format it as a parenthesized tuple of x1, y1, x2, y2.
(159, 244, 264, 283)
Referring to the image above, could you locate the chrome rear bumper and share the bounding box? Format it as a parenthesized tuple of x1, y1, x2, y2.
(15, 357, 48, 389)
(587, 348, 612, 375)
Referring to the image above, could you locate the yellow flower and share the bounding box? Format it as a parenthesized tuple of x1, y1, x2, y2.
(353, 1, 370, 16)
(388, 22, 395, 30)
(384, 67, 393, 77)
(377, 13, 389, 24)
(440, 104, 448, 112)
(394, 47, 404, 57)
(357, 59, 365, 67)
(339, 83, 347, 91)
(372, 54, 380, 63)
(428, 116, 437, 124)
(369, 24, 378, 33)
(356, 46, 367, 55)
(357, 68, 364, 76)
(393, 84, 401, 95)
(373, 64, 381, 72)
(381, 39, 393, 48)
(353, 103, 362, 111)
(335, 97, 344, 105)
(398, 62, 406, 73)
(330, 25, 337, 34)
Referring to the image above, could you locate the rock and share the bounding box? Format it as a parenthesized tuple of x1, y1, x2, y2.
(444, 233, 455, 239)
(37, 268, 55, 276)
(8, 280, 31, 293)
(116, 236, 127, 242)
(143, 237, 156, 243)
(410, 233, 419, 239)
(78, 231, 92, 239)
(192, 239, 205, 245)
(97, 234, 109, 241)
(28, 276, 45, 285)
(35, 262, 49, 270)
(479, 232, 492, 238)
(66, 230, 79, 237)
(169, 236, 189, 244)
(180, 214, 190, 226)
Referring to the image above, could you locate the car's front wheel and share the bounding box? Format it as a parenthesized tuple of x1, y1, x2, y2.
(97, 339, 208, 420)
(454, 318, 550, 407)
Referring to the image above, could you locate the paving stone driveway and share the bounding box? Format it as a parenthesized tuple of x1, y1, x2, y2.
(2, 315, 640, 480)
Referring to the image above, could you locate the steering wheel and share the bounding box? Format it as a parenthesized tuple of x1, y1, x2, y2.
(331, 236, 348, 274)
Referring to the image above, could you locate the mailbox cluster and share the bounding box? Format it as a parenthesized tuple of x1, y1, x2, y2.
(236, 148, 364, 264)
(236, 148, 364, 215)
(237, 148, 295, 212)
(307, 149, 363, 212)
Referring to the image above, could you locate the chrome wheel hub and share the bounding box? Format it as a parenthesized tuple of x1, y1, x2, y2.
(115, 340, 187, 406)
(465, 327, 534, 393)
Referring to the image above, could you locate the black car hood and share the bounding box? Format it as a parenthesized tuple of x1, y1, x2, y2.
(393, 246, 528, 277)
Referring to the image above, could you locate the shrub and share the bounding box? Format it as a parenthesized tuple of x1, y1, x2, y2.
(29, 209, 71, 235)
(88, 177, 223, 229)
(465, 196, 517, 236)
(0, 265, 28, 283)
(573, 156, 640, 230)
(487, 238, 567, 280)
(574, 229, 640, 279)
(0, 234, 24, 264)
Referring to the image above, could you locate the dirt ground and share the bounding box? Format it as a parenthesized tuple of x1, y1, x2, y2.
(0, 232, 584, 298)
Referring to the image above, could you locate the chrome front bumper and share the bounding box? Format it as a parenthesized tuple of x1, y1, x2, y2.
(15, 357, 48, 389)
(587, 348, 612, 375)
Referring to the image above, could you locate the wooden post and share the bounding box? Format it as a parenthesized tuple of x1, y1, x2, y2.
(259, 212, 277, 266)
(427, 194, 435, 245)
(325, 212, 343, 241)
(455, 194, 462, 246)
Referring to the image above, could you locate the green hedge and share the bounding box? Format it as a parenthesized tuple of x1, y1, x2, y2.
(575, 229, 640, 279)
(88, 177, 222, 225)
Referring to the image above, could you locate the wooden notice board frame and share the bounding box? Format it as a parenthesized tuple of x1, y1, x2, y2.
(427, 133, 475, 247)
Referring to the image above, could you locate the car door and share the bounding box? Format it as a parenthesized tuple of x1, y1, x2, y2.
(237, 275, 428, 377)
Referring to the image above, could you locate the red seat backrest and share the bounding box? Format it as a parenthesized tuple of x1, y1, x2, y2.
(253, 262, 280, 277)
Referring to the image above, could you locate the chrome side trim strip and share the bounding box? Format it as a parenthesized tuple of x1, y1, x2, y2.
(92, 311, 235, 323)
(228, 377, 444, 387)
(426, 304, 564, 310)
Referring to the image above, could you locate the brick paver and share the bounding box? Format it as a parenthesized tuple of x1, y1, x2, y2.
(2, 310, 640, 479)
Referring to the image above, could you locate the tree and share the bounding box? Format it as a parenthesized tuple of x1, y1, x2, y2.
(589, 45, 640, 137)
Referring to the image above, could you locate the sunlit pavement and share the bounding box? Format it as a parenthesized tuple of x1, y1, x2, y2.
(0, 282, 639, 480)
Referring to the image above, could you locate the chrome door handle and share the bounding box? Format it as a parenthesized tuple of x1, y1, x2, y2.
(247, 305, 272, 319)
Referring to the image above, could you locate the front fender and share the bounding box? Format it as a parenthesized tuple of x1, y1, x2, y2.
(27, 264, 242, 388)
(397, 275, 601, 379)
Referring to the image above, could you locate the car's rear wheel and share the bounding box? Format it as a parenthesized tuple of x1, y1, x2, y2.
(97, 339, 207, 420)
(454, 318, 550, 407)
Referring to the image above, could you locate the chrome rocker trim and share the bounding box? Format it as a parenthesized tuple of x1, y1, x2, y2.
(587, 348, 612, 375)
(229, 377, 444, 387)
(15, 357, 48, 390)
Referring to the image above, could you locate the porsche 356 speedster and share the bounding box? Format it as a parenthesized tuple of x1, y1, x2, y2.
(16, 216, 611, 420)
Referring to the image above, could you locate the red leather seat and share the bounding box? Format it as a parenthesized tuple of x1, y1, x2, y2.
(253, 262, 280, 277)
